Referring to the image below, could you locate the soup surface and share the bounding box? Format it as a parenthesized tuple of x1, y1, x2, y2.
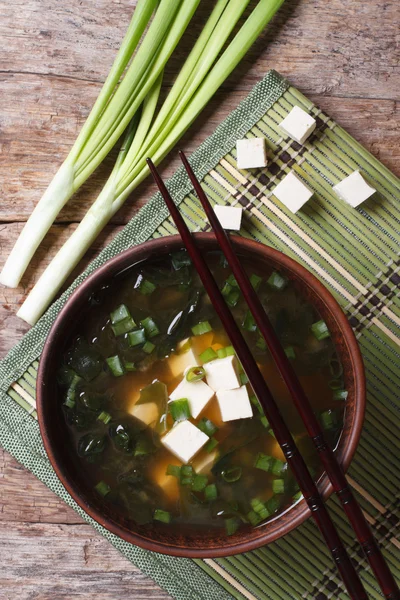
(59, 250, 346, 537)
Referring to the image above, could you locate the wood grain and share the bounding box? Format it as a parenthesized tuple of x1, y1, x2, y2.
(0, 0, 399, 597)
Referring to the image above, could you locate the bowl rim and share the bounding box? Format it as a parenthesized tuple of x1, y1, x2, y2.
(37, 233, 366, 558)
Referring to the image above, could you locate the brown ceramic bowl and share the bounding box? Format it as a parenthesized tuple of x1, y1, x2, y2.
(37, 234, 365, 558)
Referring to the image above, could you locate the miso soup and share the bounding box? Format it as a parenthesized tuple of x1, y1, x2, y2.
(59, 250, 346, 537)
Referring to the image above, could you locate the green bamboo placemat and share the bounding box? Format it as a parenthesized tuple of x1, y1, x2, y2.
(1, 69, 399, 600)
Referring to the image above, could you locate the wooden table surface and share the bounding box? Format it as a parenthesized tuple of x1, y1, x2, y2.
(0, 0, 399, 598)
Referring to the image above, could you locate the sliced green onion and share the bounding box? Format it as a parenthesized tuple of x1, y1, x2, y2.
(333, 389, 348, 401)
(197, 418, 218, 436)
(247, 510, 262, 526)
(240, 372, 249, 385)
(320, 409, 337, 430)
(226, 289, 240, 307)
(225, 517, 240, 536)
(186, 366, 206, 382)
(143, 341, 156, 354)
(311, 320, 330, 341)
(284, 346, 296, 359)
(95, 480, 111, 497)
(217, 345, 235, 358)
(171, 250, 191, 270)
(134, 435, 153, 457)
(205, 437, 218, 453)
(180, 465, 194, 486)
(106, 355, 125, 377)
(272, 479, 285, 494)
(141, 316, 160, 338)
(97, 411, 112, 425)
(250, 273, 262, 291)
(243, 309, 257, 332)
(128, 328, 146, 347)
(256, 337, 267, 351)
(205, 483, 218, 501)
(138, 278, 156, 295)
(266, 495, 280, 514)
(226, 274, 238, 287)
(254, 453, 272, 471)
(192, 474, 208, 492)
(199, 347, 218, 363)
(112, 316, 136, 336)
(267, 271, 288, 291)
(260, 415, 270, 429)
(250, 498, 269, 519)
(221, 466, 242, 483)
(250, 394, 263, 414)
(192, 321, 213, 336)
(154, 509, 171, 523)
(166, 464, 181, 478)
(221, 281, 232, 297)
(111, 304, 132, 324)
(169, 398, 191, 422)
(123, 361, 136, 372)
(293, 491, 303, 503)
(271, 458, 286, 476)
(63, 396, 76, 409)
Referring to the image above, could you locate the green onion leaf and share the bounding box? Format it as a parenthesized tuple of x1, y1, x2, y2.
(266, 495, 281, 514)
(320, 409, 337, 430)
(128, 328, 146, 347)
(141, 316, 160, 338)
(311, 320, 330, 341)
(284, 346, 296, 359)
(143, 341, 156, 354)
(106, 355, 125, 377)
(221, 466, 242, 483)
(197, 418, 218, 436)
(205, 437, 218, 453)
(138, 278, 156, 295)
(192, 474, 208, 492)
(205, 483, 218, 501)
(226, 289, 240, 307)
(221, 282, 232, 297)
(240, 372, 249, 385)
(112, 316, 137, 336)
(97, 411, 112, 425)
(254, 453, 272, 471)
(293, 491, 303, 503)
(192, 321, 213, 336)
(226, 274, 238, 287)
(250, 498, 269, 520)
(272, 479, 285, 494)
(154, 509, 171, 523)
(186, 366, 206, 382)
(260, 415, 270, 429)
(267, 271, 288, 291)
(166, 464, 181, 478)
(180, 465, 194, 486)
(169, 398, 191, 422)
(95, 480, 111, 497)
(199, 347, 218, 363)
(123, 361, 136, 372)
(110, 304, 132, 324)
(250, 273, 262, 291)
(243, 309, 257, 332)
(225, 517, 240, 536)
(247, 510, 262, 526)
(271, 458, 286, 476)
(333, 389, 348, 401)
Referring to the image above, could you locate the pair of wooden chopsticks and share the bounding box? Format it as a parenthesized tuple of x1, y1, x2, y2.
(147, 153, 400, 600)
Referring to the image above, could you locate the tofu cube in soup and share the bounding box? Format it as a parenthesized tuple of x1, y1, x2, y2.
(161, 421, 209, 463)
(169, 377, 214, 419)
(273, 171, 313, 214)
(333, 171, 376, 207)
(216, 385, 253, 422)
(131, 402, 159, 426)
(204, 355, 241, 392)
(168, 346, 199, 379)
(279, 105, 316, 145)
(214, 205, 242, 231)
(236, 137, 268, 169)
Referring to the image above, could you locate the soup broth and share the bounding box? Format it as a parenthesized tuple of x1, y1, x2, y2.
(59, 250, 346, 536)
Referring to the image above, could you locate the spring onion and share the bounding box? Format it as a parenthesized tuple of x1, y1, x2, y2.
(154, 509, 171, 523)
(112, 316, 137, 337)
(221, 282, 232, 297)
(250, 274, 262, 291)
(205, 483, 218, 501)
(106, 355, 125, 377)
(225, 517, 240, 535)
(192, 474, 208, 492)
(180, 465, 194, 486)
(217, 345, 235, 358)
(226, 289, 241, 307)
(272, 479, 285, 494)
(143, 341, 156, 354)
(293, 491, 303, 503)
(271, 459, 286, 476)
(205, 437, 219, 453)
(311, 320, 330, 341)
(333, 389, 348, 401)
(260, 416, 270, 429)
(137, 278, 157, 295)
(185, 366, 206, 382)
(240, 372, 249, 385)
(169, 398, 191, 422)
(284, 346, 296, 359)
(254, 453, 272, 471)
(243, 310, 257, 332)
(250, 498, 269, 519)
(111, 304, 132, 324)
(128, 329, 147, 347)
(247, 510, 263, 526)
(15, 0, 286, 325)
(141, 316, 160, 338)
(166, 464, 181, 478)
(320, 409, 337, 430)
(97, 411, 112, 425)
(199, 347, 218, 363)
(95, 480, 111, 497)
(123, 361, 136, 372)
(266, 495, 280, 514)
(192, 321, 213, 336)
(267, 271, 287, 291)
(197, 418, 218, 436)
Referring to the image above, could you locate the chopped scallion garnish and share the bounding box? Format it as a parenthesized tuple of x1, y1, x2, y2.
(205, 483, 218, 501)
(112, 316, 136, 336)
(240, 372, 249, 385)
(95, 480, 111, 497)
(284, 346, 296, 359)
(180, 465, 194, 486)
(166, 464, 181, 478)
(250, 273, 262, 291)
(110, 304, 132, 324)
(311, 320, 330, 341)
(169, 398, 191, 422)
(185, 366, 206, 383)
(97, 411, 112, 425)
(127, 328, 146, 347)
(141, 316, 160, 338)
(293, 491, 303, 503)
(260, 416, 270, 429)
(221, 282, 232, 297)
(320, 409, 337, 430)
(250, 498, 269, 520)
(63, 396, 76, 409)
(267, 271, 288, 291)
(226, 274, 238, 288)
(154, 509, 171, 524)
(143, 341, 156, 354)
(138, 278, 156, 295)
(217, 345, 235, 359)
(272, 479, 285, 494)
(225, 517, 240, 536)
(191, 321, 213, 336)
(243, 310, 257, 332)
(197, 418, 218, 436)
(123, 361, 136, 372)
(192, 474, 208, 492)
(205, 437, 218, 453)
(226, 289, 240, 307)
(266, 496, 280, 514)
(221, 466, 242, 483)
(106, 355, 125, 377)
(271, 458, 286, 476)
(247, 510, 262, 526)
(254, 453, 272, 471)
(199, 347, 218, 363)
(333, 389, 348, 401)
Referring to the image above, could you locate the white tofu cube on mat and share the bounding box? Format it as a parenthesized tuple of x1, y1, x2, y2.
(131, 402, 159, 426)
(216, 386, 253, 422)
(273, 171, 313, 214)
(204, 355, 241, 392)
(168, 347, 199, 379)
(279, 105, 316, 145)
(169, 377, 214, 419)
(333, 171, 376, 208)
(161, 420, 209, 463)
(236, 137, 268, 170)
(214, 205, 242, 231)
